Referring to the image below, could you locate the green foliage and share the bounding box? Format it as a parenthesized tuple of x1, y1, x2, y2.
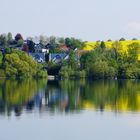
(119, 38, 126, 41)
(7, 32, 13, 42)
(0, 52, 3, 66)
(16, 39, 24, 47)
(69, 50, 79, 69)
(59, 66, 69, 78)
(59, 66, 86, 79)
(27, 40, 35, 53)
(127, 43, 140, 62)
(100, 41, 106, 50)
(80, 42, 140, 79)
(0, 78, 47, 108)
(65, 37, 84, 49)
(47, 62, 61, 75)
(0, 34, 8, 47)
(0, 50, 47, 78)
(36, 70, 48, 78)
(70, 38, 85, 49)
(0, 69, 6, 77)
(76, 70, 86, 78)
(1, 32, 140, 79)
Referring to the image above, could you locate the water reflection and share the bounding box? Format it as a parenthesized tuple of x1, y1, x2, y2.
(0, 79, 140, 116)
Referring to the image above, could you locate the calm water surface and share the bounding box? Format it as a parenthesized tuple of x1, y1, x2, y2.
(0, 79, 140, 140)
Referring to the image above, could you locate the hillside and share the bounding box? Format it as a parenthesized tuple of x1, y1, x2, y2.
(83, 40, 140, 51)
(83, 40, 140, 60)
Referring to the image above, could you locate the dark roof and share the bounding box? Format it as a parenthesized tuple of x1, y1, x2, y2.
(50, 53, 68, 60)
(34, 43, 44, 49)
(29, 53, 45, 60)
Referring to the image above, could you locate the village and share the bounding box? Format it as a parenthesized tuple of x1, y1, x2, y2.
(0, 33, 83, 64)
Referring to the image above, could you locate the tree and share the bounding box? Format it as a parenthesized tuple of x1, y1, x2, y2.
(65, 37, 84, 49)
(69, 50, 79, 69)
(132, 38, 137, 40)
(15, 33, 23, 41)
(14, 33, 24, 48)
(119, 38, 125, 41)
(39, 35, 48, 45)
(65, 38, 72, 48)
(127, 43, 140, 62)
(22, 44, 29, 53)
(91, 60, 109, 78)
(112, 41, 122, 59)
(0, 34, 8, 47)
(58, 37, 65, 44)
(7, 32, 13, 42)
(0, 51, 3, 66)
(27, 40, 35, 53)
(4, 50, 40, 78)
(16, 39, 24, 47)
(100, 41, 106, 50)
(48, 36, 59, 53)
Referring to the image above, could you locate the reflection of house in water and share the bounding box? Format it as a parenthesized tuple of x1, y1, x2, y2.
(0, 81, 82, 116)
(44, 81, 81, 112)
(45, 87, 69, 111)
(26, 90, 46, 110)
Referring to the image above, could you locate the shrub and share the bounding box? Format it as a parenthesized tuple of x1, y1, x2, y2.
(36, 70, 48, 78)
(0, 69, 6, 78)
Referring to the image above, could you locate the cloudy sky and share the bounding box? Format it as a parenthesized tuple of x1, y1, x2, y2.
(0, 0, 140, 41)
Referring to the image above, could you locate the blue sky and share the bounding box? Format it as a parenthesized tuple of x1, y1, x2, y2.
(0, 0, 140, 41)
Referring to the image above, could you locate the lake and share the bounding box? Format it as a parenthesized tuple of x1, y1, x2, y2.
(0, 79, 140, 140)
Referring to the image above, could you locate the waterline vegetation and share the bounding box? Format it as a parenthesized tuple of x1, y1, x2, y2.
(1, 33, 140, 79)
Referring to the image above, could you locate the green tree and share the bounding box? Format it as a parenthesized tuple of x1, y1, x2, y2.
(127, 43, 140, 62)
(0, 52, 3, 66)
(7, 32, 13, 43)
(69, 50, 79, 69)
(100, 41, 106, 50)
(0, 34, 8, 47)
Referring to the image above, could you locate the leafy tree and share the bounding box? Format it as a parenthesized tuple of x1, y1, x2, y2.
(16, 39, 24, 48)
(65, 38, 72, 48)
(0, 34, 8, 47)
(0, 52, 3, 66)
(39, 35, 48, 45)
(127, 43, 140, 62)
(119, 38, 125, 41)
(7, 32, 13, 43)
(15, 33, 23, 41)
(27, 40, 35, 53)
(65, 38, 84, 49)
(100, 41, 106, 50)
(3, 50, 48, 78)
(22, 44, 29, 53)
(69, 50, 79, 69)
(58, 37, 65, 44)
(132, 38, 137, 40)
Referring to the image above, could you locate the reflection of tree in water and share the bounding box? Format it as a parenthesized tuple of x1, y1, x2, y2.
(0, 79, 140, 116)
(46, 79, 140, 113)
(0, 79, 47, 116)
(79, 80, 140, 112)
(45, 80, 85, 113)
(45, 80, 69, 113)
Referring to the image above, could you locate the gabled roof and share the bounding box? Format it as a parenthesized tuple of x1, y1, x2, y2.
(50, 53, 68, 61)
(60, 45, 69, 52)
(34, 43, 44, 49)
(29, 53, 45, 61)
